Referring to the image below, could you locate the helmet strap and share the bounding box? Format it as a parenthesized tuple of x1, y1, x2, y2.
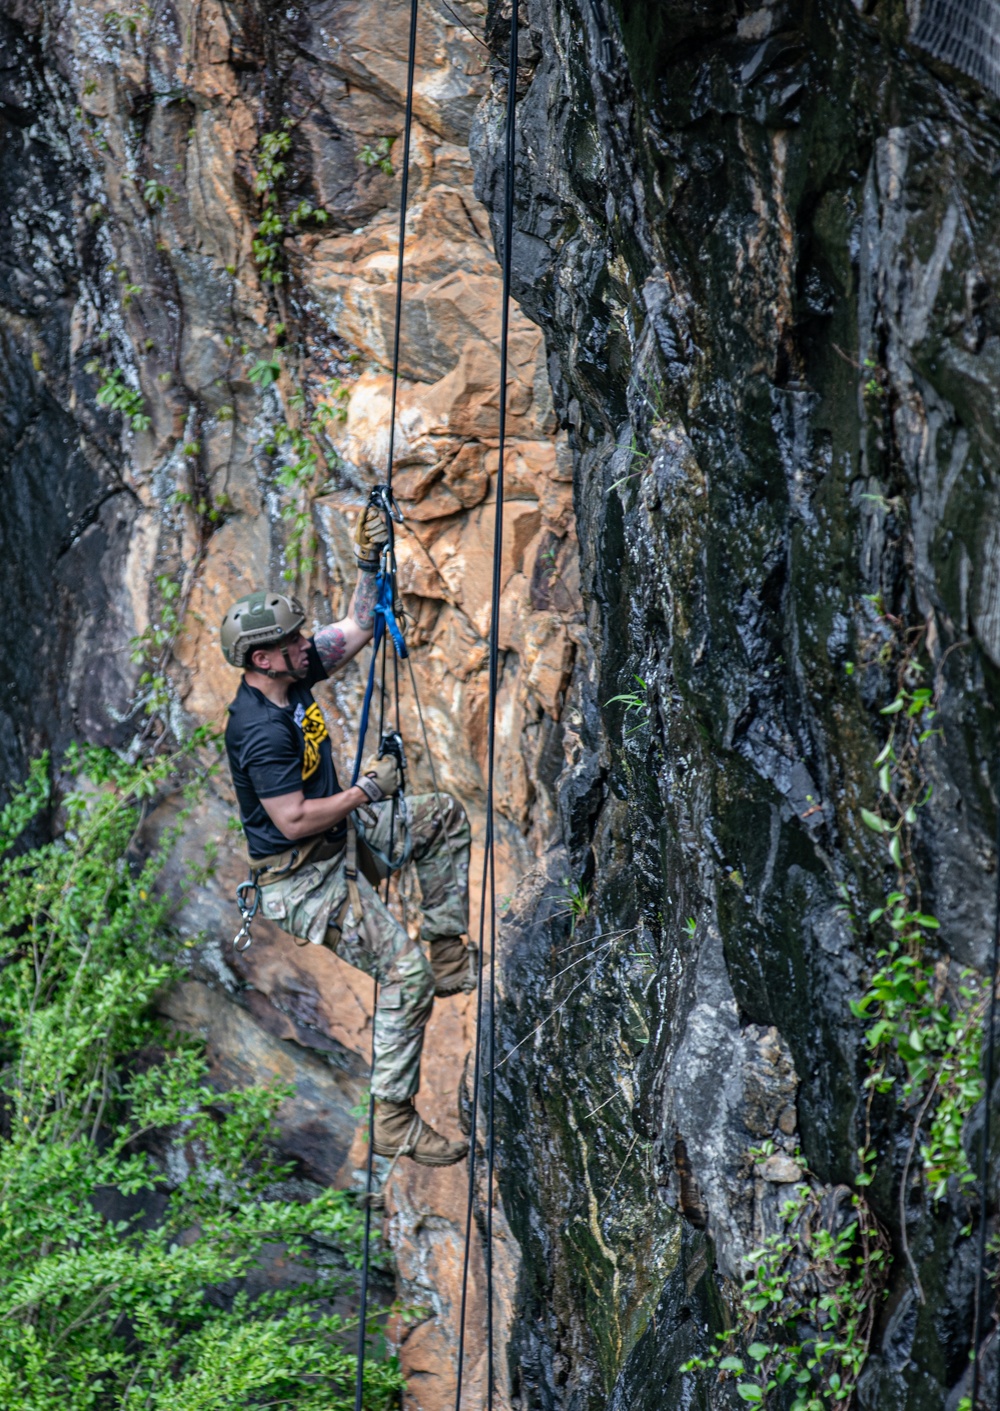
(281, 647, 308, 681)
(248, 646, 308, 681)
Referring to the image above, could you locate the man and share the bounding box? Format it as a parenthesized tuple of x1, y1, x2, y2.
(220, 505, 476, 1166)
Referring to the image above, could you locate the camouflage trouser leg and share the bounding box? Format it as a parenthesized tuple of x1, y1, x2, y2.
(329, 876, 434, 1103)
(360, 791, 471, 942)
(258, 848, 434, 1102)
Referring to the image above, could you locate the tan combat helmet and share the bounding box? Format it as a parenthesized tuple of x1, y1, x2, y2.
(220, 589, 306, 673)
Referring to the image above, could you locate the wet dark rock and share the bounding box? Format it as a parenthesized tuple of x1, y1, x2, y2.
(0, 14, 138, 782)
(473, 0, 1000, 1405)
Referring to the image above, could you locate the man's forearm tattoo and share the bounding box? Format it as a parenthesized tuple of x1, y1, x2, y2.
(314, 623, 348, 671)
(352, 570, 378, 631)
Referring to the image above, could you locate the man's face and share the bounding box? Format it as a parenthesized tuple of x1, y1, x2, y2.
(251, 629, 310, 677)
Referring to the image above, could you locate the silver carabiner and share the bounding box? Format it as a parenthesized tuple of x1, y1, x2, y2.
(374, 483, 404, 524)
(233, 873, 262, 952)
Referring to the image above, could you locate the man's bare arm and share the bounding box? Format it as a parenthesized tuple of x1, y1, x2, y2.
(312, 570, 379, 673)
(262, 785, 369, 842)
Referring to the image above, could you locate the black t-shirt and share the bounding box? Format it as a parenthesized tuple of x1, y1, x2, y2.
(225, 641, 345, 860)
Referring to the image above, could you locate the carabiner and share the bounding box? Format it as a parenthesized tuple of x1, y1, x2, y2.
(233, 872, 262, 953)
(379, 728, 407, 775)
(370, 482, 404, 524)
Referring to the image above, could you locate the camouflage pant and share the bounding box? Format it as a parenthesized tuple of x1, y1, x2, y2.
(258, 793, 470, 1102)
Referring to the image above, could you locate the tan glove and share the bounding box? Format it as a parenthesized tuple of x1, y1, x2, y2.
(353, 504, 389, 570)
(356, 752, 402, 803)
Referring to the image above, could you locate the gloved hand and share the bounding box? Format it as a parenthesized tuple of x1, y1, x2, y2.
(356, 751, 402, 803)
(353, 504, 389, 571)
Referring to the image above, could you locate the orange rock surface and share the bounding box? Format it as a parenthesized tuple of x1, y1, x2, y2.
(35, 1, 580, 1404)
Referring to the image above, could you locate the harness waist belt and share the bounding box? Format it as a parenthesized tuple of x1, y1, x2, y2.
(250, 831, 345, 883)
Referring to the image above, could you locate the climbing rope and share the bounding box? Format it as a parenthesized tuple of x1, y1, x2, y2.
(385, 0, 420, 500)
(970, 774, 1000, 1408)
(351, 2, 518, 1403)
(352, 2, 419, 1406)
(454, 4, 519, 1408)
(352, 499, 409, 1411)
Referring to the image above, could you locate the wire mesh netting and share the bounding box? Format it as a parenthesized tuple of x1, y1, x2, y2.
(912, 0, 1000, 97)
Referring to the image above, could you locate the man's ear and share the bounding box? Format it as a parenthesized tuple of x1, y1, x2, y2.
(249, 648, 271, 673)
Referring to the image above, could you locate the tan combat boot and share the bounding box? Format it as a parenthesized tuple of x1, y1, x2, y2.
(430, 937, 478, 996)
(372, 1099, 468, 1166)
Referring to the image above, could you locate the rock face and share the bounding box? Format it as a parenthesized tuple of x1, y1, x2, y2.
(0, 1, 574, 1405)
(5, 0, 1000, 1409)
(468, 0, 1000, 1406)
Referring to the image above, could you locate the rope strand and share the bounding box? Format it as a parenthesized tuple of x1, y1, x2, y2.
(454, 5, 519, 1406)
(385, 0, 420, 496)
(353, 5, 420, 1405)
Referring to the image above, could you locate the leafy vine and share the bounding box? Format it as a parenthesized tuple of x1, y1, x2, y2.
(85, 362, 151, 432)
(685, 602, 987, 1405)
(683, 1174, 888, 1408)
(262, 375, 349, 585)
(252, 121, 329, 285)
(849, 610, 984, 1297)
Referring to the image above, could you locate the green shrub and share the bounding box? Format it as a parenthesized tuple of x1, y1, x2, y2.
(0, 741, 404, 1409)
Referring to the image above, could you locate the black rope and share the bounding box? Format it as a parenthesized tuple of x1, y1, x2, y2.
(353, 5, 419, 1405)
(454, 4, 518, 1407)
(385, 0, 420, 497)
(354, 571, 403, 1408)
(354, 1063, 378, 1411)
(970, 767, 1000, 1408)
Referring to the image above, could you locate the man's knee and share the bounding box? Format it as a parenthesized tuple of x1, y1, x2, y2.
(412, 792, 466, 834)
(392, 943, 435, 1021)
(435, 793, 470, 845)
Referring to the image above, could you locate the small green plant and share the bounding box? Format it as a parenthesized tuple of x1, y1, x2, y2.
(683, 916, 697, 940)
(557, 878, 590, 936)
(359, 136, 395, 176)
(844, 611, 986, 1297)
(85, 362, 151, 431)
(350, 1086, 372, 1123)
(605, 674, 650, 735)
(862, 356, 885, 400)
(249, 354, 282, 388)
(106, 260, 143, 307)
(103, 3, 152, 35)
(608, 432, 652, 493)
(252, 122, 329, 285)
(850, 674, 983, 1205)
(142, 177, 174, 208)
(129, 571, 184, 717)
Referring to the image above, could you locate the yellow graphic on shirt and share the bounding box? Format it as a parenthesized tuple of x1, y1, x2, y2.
(299, 702, 329, 781)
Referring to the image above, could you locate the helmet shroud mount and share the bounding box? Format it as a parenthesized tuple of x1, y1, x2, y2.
(219, 590, 307, 678)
